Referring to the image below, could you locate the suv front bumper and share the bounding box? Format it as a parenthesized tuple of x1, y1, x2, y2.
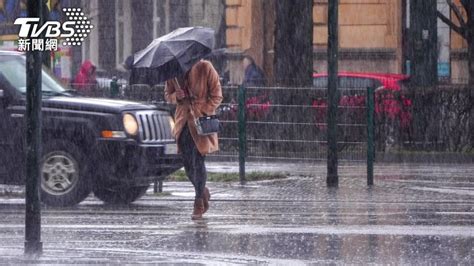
(96, 139, 183, 187)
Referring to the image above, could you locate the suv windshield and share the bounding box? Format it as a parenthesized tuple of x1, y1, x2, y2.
(0, 54, 69, 96)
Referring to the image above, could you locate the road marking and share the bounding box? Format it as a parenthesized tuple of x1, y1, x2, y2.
(215, 224, 474, 237)
(410, 186, 474, 197)
(435, 212, 474, 215)
(1, 224, 473, 237)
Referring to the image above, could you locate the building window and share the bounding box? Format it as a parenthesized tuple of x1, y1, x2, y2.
(116, 0, 132, 67)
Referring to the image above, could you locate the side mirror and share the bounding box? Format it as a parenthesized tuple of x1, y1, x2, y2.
(0, 89, 5, 107)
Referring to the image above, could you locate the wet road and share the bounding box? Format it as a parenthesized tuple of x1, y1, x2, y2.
(0, 163, 473, 264)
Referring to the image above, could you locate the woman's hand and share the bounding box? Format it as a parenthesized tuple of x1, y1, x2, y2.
(175, 87, 186, 100)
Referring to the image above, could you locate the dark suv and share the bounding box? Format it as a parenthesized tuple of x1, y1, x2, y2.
(0, 51, 182, 206)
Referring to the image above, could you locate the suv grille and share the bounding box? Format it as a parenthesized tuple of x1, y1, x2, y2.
(136, 111, 174, 143)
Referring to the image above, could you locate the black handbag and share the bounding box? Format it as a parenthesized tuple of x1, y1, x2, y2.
(195, 114, 220, 136)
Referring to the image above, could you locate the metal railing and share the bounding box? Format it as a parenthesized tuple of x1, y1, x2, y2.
(223, 85, 375, 183)
(80, 82, 374, 165)
(67, 81, 472, 182)
(81, 81, 472, 155)
(215, 85, 370, 163)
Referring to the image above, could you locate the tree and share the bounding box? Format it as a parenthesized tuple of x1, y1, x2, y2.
(410, 0, 438, 86)
(437, 0, 474, 84)
(271, 0, 314, 158)
(273, 0, 313, 87)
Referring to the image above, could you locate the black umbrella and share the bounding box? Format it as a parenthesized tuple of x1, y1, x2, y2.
(132, 27, 215, 83)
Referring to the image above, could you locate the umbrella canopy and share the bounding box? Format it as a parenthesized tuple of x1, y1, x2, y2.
(132, 27, 215, 83)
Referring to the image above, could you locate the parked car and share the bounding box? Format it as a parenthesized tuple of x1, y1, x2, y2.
(312, 72, 412, 128)
(311, 72, 413, 150)
(0, 51, 182, 207)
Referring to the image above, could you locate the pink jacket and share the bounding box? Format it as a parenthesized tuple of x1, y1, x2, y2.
(73, 60, 97, 93)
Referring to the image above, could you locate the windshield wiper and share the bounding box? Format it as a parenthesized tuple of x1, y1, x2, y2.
(42, 90, 72, 97)
(63, 89, 79, 95)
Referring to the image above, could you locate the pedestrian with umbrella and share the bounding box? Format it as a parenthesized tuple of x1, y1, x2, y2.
(133, 27, 223, 220)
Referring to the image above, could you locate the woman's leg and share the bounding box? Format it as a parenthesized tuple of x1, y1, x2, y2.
(191, 145, 207, 199)
(178, 125, 196, 187)
(177, 125, 208, 219)
(177, 125, 207, 199)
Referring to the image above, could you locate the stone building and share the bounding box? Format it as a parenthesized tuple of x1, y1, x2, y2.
(54, 0, 469, 85)
(226, 0, 469, 85)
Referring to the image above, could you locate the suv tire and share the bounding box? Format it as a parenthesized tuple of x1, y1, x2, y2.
(40, 140, 92, 207)
(93, 185, 150, 204)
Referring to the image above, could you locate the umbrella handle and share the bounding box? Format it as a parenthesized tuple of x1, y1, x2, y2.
(174, 78, 197, 117)
(174, 77, 196, 99)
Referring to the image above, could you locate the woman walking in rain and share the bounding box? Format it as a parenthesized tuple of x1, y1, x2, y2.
(165, 59, 223, 220)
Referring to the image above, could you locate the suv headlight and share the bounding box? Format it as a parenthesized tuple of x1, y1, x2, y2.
(123, 113, 139, 135)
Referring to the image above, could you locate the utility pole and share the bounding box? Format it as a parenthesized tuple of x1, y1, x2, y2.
(409, 0, 438, 86)
(25, 0, 43, 256)
(327, 0, 339, 187)
(42, 0, 51, 69)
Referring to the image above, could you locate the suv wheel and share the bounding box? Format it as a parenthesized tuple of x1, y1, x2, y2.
(93, 185, 150, 204)
(40, 141, 92, 207)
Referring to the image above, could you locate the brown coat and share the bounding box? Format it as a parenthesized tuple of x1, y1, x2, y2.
(165, 60, 223, 155)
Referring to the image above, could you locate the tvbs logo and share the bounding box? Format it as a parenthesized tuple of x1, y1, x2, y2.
(14, 8, 93, 52)
(15, 18, 75, 38)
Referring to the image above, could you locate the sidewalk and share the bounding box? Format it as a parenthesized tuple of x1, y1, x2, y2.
(0, 162, 473, 264)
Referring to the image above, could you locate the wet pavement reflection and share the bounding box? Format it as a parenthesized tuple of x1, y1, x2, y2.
(0, 163, 473, 264)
